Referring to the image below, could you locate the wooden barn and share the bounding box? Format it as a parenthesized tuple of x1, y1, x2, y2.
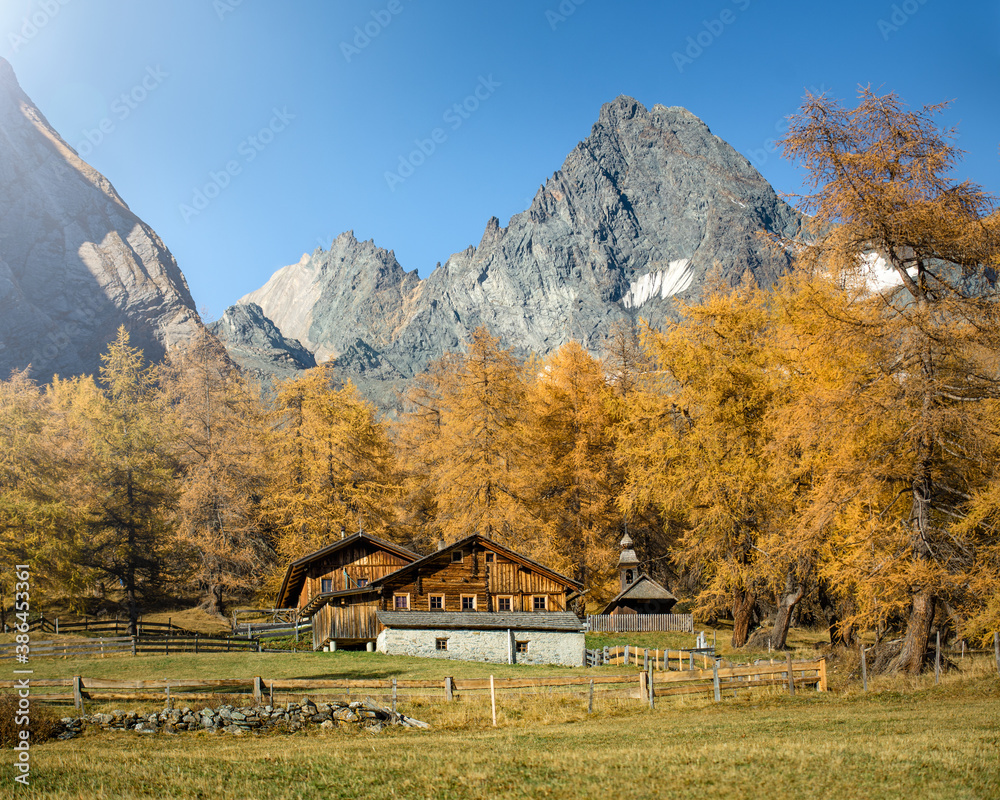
(274, 532, 421, 649)
(599, 533, 677, 616)
(278, 533, 586, 663)
(372, 533, 580, 616)
(372, 534, 586, 665)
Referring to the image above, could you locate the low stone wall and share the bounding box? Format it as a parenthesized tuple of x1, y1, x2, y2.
(55, 699, 427, 738)
(376, 627, 585, 667)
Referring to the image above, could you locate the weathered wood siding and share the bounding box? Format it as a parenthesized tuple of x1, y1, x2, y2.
(313, 600, 381, 644)
(297, 544, 411, 610)
(384, 546, 568, 613)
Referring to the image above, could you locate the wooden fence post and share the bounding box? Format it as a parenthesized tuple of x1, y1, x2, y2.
(688, 650, 694, 671)
(131, 636, 137, 657)
(55, 617, 60, 635)
(166, 685, 172, 710)
(603, 646, 609, 665)
(254, 676, 263, 704)
(647, 660, 654, 710)
(787, 654, 795, 696)
(490, 675, 496, 727)
(624, 644, 629, 665)
(445, 676, 453, 702)
(643, 649, 648, 671)
(587, 679, 594, 714)
(712, 660, 721, 702)
(994, 632, 999, 676)
(819, 658, 828, 692)
(860, 645, 868, 692)
(72, 676, 82, 710)
(638, 671, 646, 703)
(392, 679, 398, 713)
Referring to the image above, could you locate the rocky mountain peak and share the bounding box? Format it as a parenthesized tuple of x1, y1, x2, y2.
(0, 58, 203, 382)
(215, 95, 803, 406)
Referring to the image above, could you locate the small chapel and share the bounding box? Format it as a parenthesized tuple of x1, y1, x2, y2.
(598, 533, 677, 615)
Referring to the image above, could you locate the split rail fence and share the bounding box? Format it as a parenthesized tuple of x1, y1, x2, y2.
(0, 634, 261, 660)
(0, 659, 827, 710)
(9, 615, 200, 637)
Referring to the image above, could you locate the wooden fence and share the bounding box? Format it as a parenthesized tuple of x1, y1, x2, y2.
(0, 659, 827, 709)
(8, 615, 200, 637)
(587, 645, 716, 670)
(0, 634, 261, 660)
(586, 614, 694, 633)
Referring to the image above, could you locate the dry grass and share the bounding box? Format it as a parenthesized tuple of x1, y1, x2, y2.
(139, 607, 232, 636)
(2, 673, 997, 799)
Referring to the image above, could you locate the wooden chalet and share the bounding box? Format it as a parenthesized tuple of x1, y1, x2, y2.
(275, 532, 421, 648)
(372, 533, 582, 617)
(280, 533, 586, 662)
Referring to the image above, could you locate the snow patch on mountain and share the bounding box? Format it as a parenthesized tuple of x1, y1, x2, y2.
(620, 259, 694, 309)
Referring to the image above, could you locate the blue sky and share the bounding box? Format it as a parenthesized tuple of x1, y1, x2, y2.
(3, 0, 998, 319)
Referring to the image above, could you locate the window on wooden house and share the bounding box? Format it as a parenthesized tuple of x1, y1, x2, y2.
(435, 638, 448, 651)
(532, 596, 547, 611)
(451, 550, 463, 563)
(429, 595, 444, 610)
(625, 569, 634, 585)
(321, 578, 333, 593)
(515, 640, 529, 654)
(485, 552, 495, 563)
(461, 595, 476, 611)
(357, 577, 368, 588)
(393, 594, 410, 610)
(496, 596, 512, 612)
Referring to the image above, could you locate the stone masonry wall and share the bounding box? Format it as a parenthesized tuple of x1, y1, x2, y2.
(376, 627, 585, 667)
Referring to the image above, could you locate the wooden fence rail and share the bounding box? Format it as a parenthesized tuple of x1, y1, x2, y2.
(6, 616, 200, 637)
(586, 614, 694, 633)
(0, 660, 828, 709)
(0, 637, 134, 659)
(0, 634, 261, 660)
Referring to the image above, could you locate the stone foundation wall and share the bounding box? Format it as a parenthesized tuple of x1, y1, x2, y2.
(376, 627, 585, 667)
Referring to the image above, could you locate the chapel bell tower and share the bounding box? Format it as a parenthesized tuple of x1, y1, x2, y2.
(619, 533, 639, 591)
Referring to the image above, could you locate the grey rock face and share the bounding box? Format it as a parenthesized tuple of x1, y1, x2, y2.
(230, 96, 801, 395)
(239, 231, 421, 366)
(207, 302, 316, 381)
(0, 57, 202, 382)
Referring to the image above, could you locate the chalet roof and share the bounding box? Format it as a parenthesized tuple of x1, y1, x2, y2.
(276, 532, 421, 608)
(376, 533, 585, 593)
(599, 575, 677, 614)
(376, 610, 586, 632)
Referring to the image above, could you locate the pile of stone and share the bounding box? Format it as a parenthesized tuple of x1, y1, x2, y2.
(57, 699, 429, 738)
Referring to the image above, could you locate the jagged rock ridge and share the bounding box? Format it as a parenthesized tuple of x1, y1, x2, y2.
(0, 57, 202, 382)
(207, 303, 316, 381)
(225, 96, 804, 390)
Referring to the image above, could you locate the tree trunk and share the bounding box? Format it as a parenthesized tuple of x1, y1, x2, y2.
(126, 581, 139, 638)
(768, 574, 805, 651)
(892, 590, 935, 674)
(202, 583, 225, 618)
(818, 580, 854, 647)
(731, 588, 756, 647)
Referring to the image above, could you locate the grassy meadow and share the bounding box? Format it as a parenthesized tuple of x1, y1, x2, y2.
(3, 624, 999, 798)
